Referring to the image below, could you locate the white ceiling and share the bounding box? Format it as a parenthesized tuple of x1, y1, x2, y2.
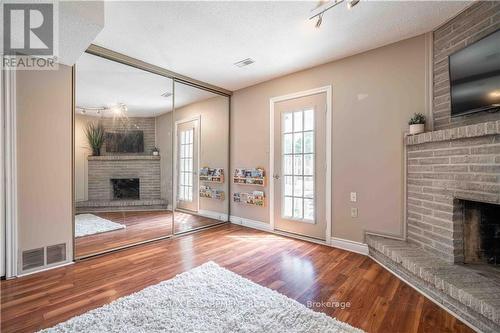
(91, 0, 472, 91)
(76, 52, 217, 117)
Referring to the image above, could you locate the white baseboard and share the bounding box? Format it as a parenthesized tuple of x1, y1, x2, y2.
(230, 215, 369, 256)
(229, 215, 272, 231)
(198, 210, 228, 222)
(329, 237, 369, 255)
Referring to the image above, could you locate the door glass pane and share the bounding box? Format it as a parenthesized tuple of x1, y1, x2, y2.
(293, 197, 303, 219)
(304, 199, 314, 220)
(283, 112, 293, 133)
(280, 107, 316, 223)
(284, 133, 293, 154)
(284, 176, 293, 196)
(293, 133, 303, 153)
(294, 111, 303, 132)
(304, 109, 314, 131)
(304, 154, 314, 176)
(284, 155, 293, 175)
(304, 131, 314, 153)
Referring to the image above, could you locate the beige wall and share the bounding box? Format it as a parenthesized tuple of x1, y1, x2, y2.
(231, 35, 428, 242)
(155, 112, 173, 205)
(17, 65, 73, 271)
(174, 96, 230, 215)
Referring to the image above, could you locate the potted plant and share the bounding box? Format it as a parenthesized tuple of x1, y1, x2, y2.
(152, 147, 160, 156)
(408, 113, 426, 135)
(84, 122, 105, 156)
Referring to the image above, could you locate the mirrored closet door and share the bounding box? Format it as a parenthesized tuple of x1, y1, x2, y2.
(74, 52, 174, 258)
(173, 81, 230, 233)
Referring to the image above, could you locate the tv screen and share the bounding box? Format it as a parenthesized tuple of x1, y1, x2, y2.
(449, 29, 500, 117)
(105, 131, 144, 153)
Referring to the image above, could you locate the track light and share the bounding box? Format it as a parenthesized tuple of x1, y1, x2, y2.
(315, 13, 323, 29)
(347, 0, 360, 9)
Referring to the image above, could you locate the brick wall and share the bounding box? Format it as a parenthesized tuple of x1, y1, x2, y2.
(406, 121, 500, 263)
(100, 117, 156, 155)
(433, 1, 500, 130)
(88, 156, 161, 201)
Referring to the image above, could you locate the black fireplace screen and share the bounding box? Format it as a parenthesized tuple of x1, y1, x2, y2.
(111, 178, 139, 200)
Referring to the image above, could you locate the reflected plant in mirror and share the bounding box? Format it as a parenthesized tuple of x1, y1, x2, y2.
(84, 121, 105, 156)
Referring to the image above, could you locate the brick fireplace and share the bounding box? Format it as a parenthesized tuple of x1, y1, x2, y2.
(406, 121, 500, 263)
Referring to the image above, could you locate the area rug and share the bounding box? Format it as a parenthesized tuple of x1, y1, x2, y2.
(74, 214, 126, 238)
(39, 261, 363, 333)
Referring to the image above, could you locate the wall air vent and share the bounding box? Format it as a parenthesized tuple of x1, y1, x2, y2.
(161, 92, 172, 98)
(22, 248, 45, 270)
(47, 243, 66, 265)
(234, 58, 255, 68)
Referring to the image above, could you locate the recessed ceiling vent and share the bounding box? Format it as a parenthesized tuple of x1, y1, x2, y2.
(234, 58, 255, 68)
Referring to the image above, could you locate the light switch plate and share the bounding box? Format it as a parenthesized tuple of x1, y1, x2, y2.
(351, 207, 358, 218)
(350, 192, 357, 202)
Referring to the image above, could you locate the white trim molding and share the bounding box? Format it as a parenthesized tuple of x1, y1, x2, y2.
(329, 237, 369, 255)
(229, 215, 272, 231)
(2, 66, 18, 278)
(198, 209, 229, 222)
(269, 86, 332, 243)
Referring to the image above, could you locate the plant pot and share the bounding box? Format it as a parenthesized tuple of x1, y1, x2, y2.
(92, 148, 101, 156)
(409, 123, 425, 135)
(153, 151, 159, 156)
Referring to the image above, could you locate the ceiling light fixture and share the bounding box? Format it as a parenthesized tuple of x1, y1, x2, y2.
(347, 0, 360, 10)
(309, 0, 360, 27)
(234, 58, 255, 68)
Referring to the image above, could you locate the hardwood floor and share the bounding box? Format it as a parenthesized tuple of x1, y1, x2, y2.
(2, 224, 473, 333)
(75, 210, 221, 257)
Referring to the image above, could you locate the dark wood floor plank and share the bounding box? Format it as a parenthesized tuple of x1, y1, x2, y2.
(1, 223, 473, 333)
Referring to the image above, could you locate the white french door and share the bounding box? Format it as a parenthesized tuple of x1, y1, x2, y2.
(273, 92, 328, 240)
(176, 119, 199, 212)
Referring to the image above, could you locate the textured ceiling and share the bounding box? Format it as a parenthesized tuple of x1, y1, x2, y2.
(91, 1, 472, 91)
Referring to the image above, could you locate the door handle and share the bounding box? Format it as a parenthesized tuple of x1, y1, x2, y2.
(273, 174, 280, 180)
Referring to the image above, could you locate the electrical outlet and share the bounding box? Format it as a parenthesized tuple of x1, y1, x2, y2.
(350, 192, 357, 202)
(351, 207, 358, 218)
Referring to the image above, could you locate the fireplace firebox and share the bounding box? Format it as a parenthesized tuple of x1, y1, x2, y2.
(463, 201, 500, 266)
(111, 178, 140, 200)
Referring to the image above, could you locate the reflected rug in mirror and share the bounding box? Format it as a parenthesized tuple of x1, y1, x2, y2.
(74, 213, 126, 238)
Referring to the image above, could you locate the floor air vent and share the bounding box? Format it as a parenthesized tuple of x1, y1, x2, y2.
(22, 248, 45, 270)
(47, 243, 66, 264)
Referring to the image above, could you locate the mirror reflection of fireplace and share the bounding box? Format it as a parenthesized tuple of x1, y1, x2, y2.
(463, 201, 500, 267)
(111, 178, 140, 200)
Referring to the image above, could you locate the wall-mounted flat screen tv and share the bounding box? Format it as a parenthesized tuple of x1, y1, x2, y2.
(105, 131, 144, 153)
(449, 29, 500, 117)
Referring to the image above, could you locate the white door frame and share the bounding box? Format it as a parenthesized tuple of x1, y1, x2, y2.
(2, 66, 19, 278)
(269, 86, 332, 244)
(173, 115, 201, 213)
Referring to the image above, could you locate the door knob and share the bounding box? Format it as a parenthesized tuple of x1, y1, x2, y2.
(273, 174, 280, 180)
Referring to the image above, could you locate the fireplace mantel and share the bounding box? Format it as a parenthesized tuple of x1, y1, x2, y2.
(406, 120, 500, 146)
(88, 155, 160, 161)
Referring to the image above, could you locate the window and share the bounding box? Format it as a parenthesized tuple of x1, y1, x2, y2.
(282, 109, 315, 222)
(179, 128, 194, 201)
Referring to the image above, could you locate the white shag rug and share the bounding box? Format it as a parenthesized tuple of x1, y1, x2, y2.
(39, 262, 363, 333)
(74, 214, 126, 238)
